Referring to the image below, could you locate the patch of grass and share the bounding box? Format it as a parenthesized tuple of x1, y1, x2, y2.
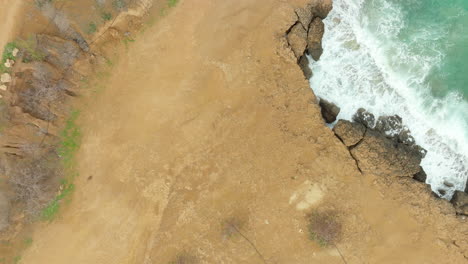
(17, 37, 46, 63)
(58, 110, 81, 167)
(1, 42, 18, 73)
(87, 22, 98, 34)
(112, 0, 126, 10)
(40, 111, 81, 221)
(307, 210, 342, 247)
(13, 256, 21, 264)
(122, 36, 135, 49)
(23, 238, 33, 247)
(40, 180, 75, 221)
(101, 11, 112, 21)
(167, 0, 179, 7)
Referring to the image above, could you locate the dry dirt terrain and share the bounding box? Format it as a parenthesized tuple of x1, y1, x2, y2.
(1, 0, 467, 263)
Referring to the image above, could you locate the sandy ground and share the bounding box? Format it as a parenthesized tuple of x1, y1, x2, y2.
(5, 0, 468, 263)
(0, 0, 24, 50)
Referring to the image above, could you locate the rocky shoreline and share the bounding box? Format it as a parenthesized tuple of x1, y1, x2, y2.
(285, 1, 468, 217)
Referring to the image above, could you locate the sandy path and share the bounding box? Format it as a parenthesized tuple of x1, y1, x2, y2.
(0, 0, 25, 51)
(19, 0, 467, 263)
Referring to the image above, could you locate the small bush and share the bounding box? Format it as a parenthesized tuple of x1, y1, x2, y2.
(168, 253, 198, 264)
(101, 12, 112, 21)
(87, 22, 97, 34)
(168, 0, 179, 7)
(307, 210, 342, 247)
(112, 0, 126, 10)
(16, 36, 46, 63)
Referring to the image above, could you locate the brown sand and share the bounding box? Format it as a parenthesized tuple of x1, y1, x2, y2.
(3, 0, 467, 263)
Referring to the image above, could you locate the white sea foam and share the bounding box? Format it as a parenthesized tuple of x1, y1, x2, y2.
(309, 0, 468, 198)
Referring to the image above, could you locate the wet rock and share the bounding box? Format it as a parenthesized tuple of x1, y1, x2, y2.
(319, 98, 340, 123)
(309, 0, 333, 19)
(307, 18, 325, 61)
(413, 167, 427, 183)
(465, 182, 468, 194)
(298, 55, 312, 79)
(1, 73, 12, 83)
(350, 129, 422, 177)
(443, 181, 454, 188)
(398, 129, 416, 145)
(333, 120, 366, 147)
(37, 34, 82, 69)
(0, 192, 10, 231)
(375, 115, 403, 137)
(352, 108, 375, 128)
(287, 23, 308, 59)
(451, 191, 468, 215)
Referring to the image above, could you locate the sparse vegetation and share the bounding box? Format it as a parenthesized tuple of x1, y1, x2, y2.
(168, 253, 198, 264)
(101, 11, 112, 21)
(308, 210, 347, 263)
(112, 0, 126, 10)
(16, 35, 46, 63)
(40, 110, 81, 221)
(87, 22, 98, 34)
(0, 42, 18, 73)
(168, 0, 179, 7)
(307, 210, 341, 247)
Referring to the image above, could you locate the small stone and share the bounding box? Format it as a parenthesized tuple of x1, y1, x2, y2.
(4, 60, 12, 68)
(12, 48, 19, 57)
(0, 85, 7, 91)
(319, 98, 340, 123)
(451, 191, 468, 216)
(0, 73, 12, 83)
(413, 168, 427, 183)
(443, 181, 454, 188)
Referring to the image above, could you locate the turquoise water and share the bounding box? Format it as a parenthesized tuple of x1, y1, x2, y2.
(363, 0, 468, 100)
(309, 0, 468, 198)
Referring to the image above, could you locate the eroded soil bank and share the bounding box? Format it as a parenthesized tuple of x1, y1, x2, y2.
(1, 0, 468, 263)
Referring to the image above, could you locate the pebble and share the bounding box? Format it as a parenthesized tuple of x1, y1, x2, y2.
(4, 59, 14, 68)
(0, 85, 7, 91)
(0, 73, 12, 83)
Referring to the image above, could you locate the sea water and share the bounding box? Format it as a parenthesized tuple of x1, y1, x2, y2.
(309, 0, 468, 198)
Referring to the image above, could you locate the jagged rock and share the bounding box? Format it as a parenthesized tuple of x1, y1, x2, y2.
(375, 115, 403, 137)
(398, 129, 415, 145)
(308, 0, 333, 19)
(451, 191, 468, 215)
(0, 192, 10, 231)
(350, 129, 422, 177)
(298, 55, 312, 79)
(352, 108, 375, 128)
(333, 120, 366, 147)
(413, 167, 427, 183)
(287, 23, 308, 59)
(307, 18, 325, 61)
(37, 34, 82, 69)
(295, 6, 313, 28)
(1, 73, 12, 83)
(319, 98, 340, 123)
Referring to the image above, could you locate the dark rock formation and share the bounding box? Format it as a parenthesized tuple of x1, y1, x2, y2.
(333, 119, 366, 147)
(298, 55, 312, 79)
(352, 108, 375, 128)
(413, 167, 427, 183)
(307, 18, 325, 61)
(286, 0, 332, 78)
(375, 115, 403, 137)
(451, 191, 468, 215)
(319, 98, 340, 123)
(350, 129, 422, 177)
